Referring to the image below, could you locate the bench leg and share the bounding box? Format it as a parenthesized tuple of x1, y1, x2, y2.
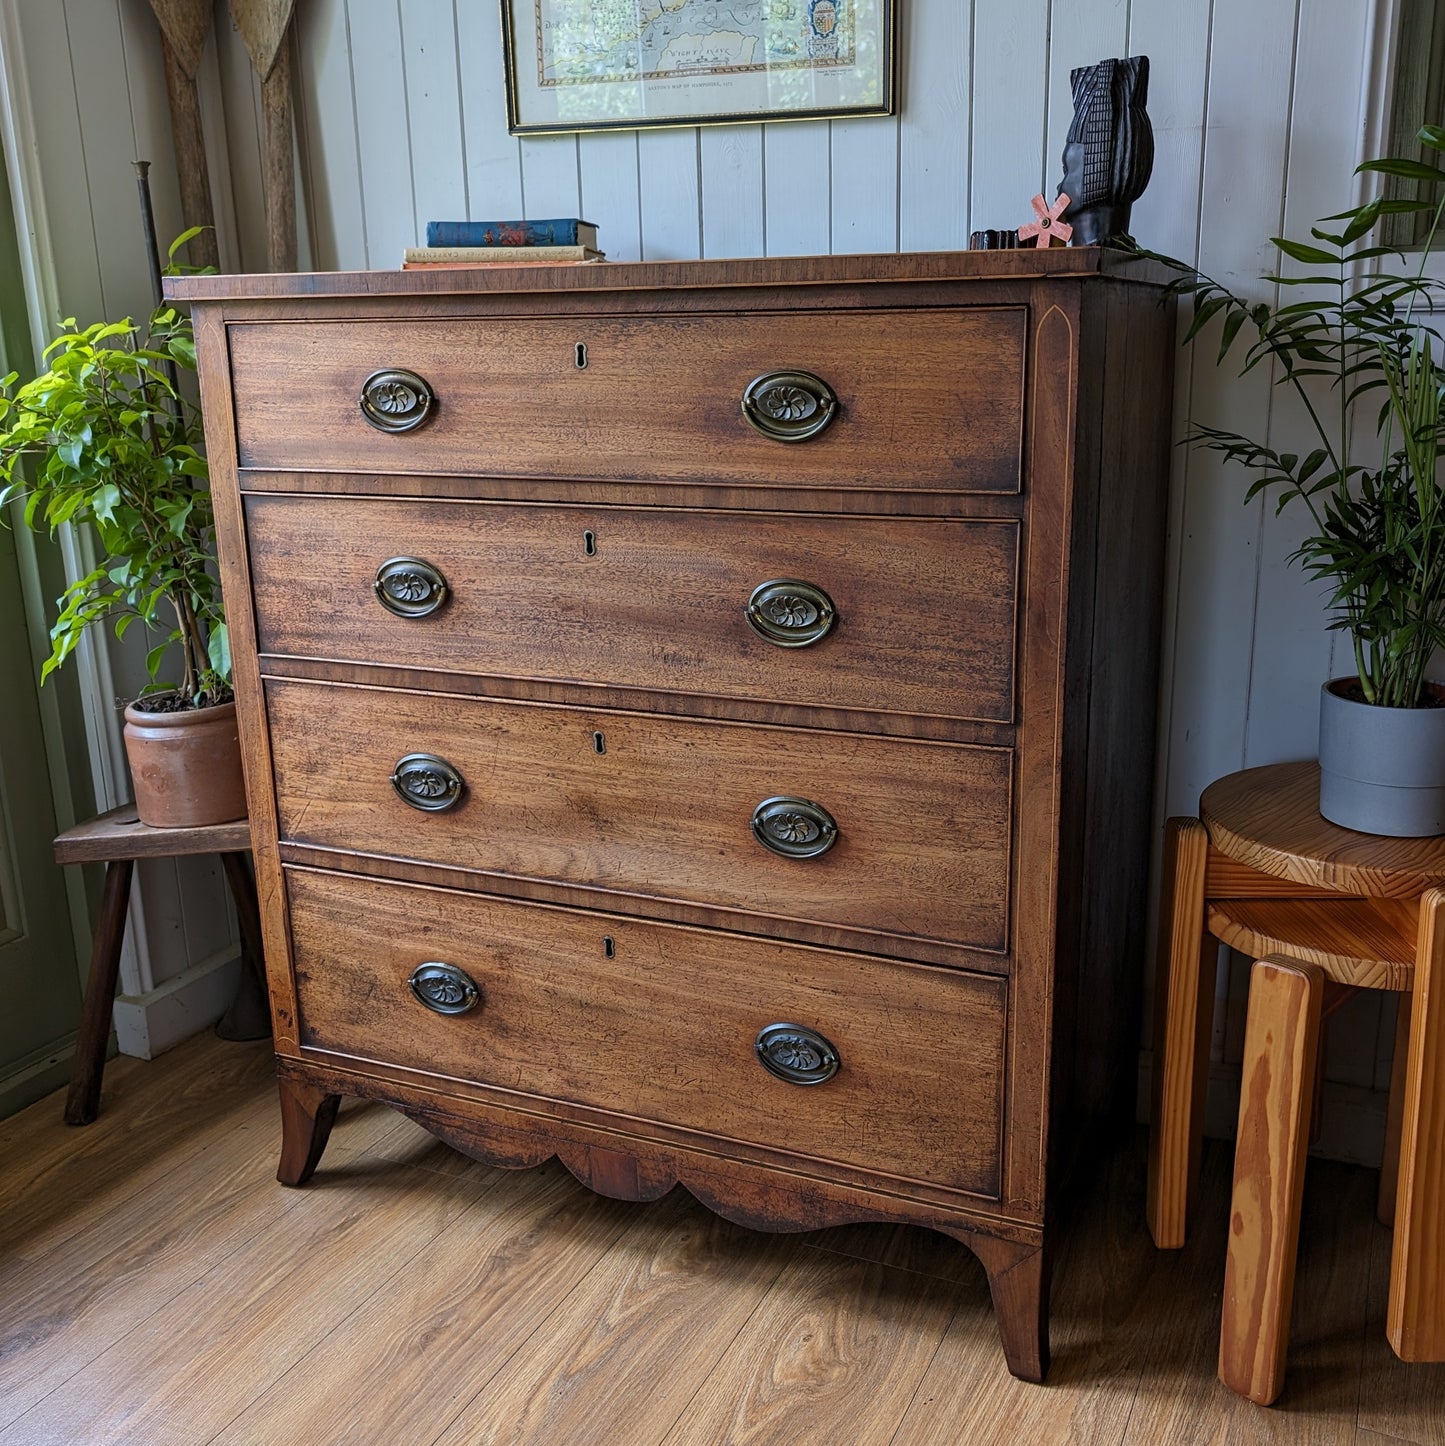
(64, 858, 134, 1126)
(216, 851, 272, 1041)
(1219, 955, 1323, 1405)
(1147, 816, 1215, 1248)
(1388, 887, 1445, 1361)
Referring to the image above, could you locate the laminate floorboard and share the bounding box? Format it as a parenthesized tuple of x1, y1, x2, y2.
(0, 1033, 1439, 1445)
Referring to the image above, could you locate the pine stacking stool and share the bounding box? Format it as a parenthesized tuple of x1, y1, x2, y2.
(53, 802, 267, 1126)
(1146, 760, 1445, 1404)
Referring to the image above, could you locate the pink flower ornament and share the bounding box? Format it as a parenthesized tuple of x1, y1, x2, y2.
(1018, 193, 1073, 248)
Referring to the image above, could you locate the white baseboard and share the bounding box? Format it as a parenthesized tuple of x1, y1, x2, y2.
(111, 946, 242, 1061)
(1136, 1052, 1389, 1169)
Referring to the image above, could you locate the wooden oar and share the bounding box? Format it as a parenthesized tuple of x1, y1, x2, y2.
(146, 0, 219, 271)
(229, 0, 298, 272)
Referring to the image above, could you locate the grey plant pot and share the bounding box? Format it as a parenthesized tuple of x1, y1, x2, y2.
(1318, 678, 1445, 836)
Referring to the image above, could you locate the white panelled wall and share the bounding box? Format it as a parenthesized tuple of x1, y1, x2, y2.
(4, 0, 1406, 1152)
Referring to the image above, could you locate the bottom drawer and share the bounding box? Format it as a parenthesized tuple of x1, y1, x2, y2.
(286, 867, 1007, 1198)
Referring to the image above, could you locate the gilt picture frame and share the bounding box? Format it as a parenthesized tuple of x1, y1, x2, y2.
(500, 0, 895, 135)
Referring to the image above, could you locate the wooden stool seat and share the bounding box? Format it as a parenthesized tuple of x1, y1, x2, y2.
(53, 802, 267, 1126)
(1207, 897, 1416, 990)
(1147, 763, 1445, 1404)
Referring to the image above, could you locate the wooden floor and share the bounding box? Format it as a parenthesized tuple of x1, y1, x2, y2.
(1, 1034, 1441, 1446)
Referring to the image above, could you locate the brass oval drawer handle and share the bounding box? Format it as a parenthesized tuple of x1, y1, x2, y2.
(746, 579, 836, 648)
(756, 1023, 840, 1086)
(391, 753, 464, 812)
(741, 370, 837, 442)
(374, 556, 449, 618)
(360, 368, 435, 432)
(408, 962, 481, 1015)
(751, 796, 838, 859)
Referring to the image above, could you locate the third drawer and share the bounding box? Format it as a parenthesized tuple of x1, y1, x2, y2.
(266, 678, 1014, 963)
(245, 495, 1020, 727)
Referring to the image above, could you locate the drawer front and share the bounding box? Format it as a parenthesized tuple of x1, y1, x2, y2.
(266, 681, 1012, 956)
(286, 867, 1006, 1196)
(246, 496, 1019, 726)
(228, 309, 1025, 492)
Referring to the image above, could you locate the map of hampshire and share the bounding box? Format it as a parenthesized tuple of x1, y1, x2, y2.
(535, 0, 855, 86)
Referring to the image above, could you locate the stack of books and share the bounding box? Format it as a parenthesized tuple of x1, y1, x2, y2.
(403, 218, 604, 269)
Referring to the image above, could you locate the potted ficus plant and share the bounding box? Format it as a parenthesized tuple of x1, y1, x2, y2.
(0, 235, 243, 827)
(1141, 124, 1445, 836)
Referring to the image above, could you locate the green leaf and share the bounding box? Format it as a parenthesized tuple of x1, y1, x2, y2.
(1271, 237, 1340, 266)
(1218, 307, 1248, 363)
(207, 621, 230, 682)
(1357, 157, 1445, 182)
(145, 640, 171, 682)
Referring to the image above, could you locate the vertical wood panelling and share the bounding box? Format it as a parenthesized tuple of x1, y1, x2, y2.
(400, 2, 465, 238)
(969, 4, 1051, 236)
(897, 1, 969, 251)
(638, 130, 700, 260)
(347, 0, 414, 265)
(1162, 0, 1302, 819)
(700, 127, 763, 258)
(295, 0, 366, 270)
(830, 116, 898, 253)
(763, 122, 830, 256)
(455, 0, 522, 221)
(519, 135, 580, 218)
(579, 133, 640, 262)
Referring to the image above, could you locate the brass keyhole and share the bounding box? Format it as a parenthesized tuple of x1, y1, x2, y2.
(602, 935, 615, 958)
(583, 530, 597, 556)
(575, 342, 588, 369)
(592, 731, 606, 755)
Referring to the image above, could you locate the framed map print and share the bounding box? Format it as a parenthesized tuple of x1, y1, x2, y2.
(500, 0, 894, 134)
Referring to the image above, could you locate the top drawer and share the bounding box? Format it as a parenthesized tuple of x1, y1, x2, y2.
(227, 309, 1026, 493)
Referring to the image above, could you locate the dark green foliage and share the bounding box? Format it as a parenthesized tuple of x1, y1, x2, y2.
(1130, 130, 1445, 708)
(0, 230, 227, 708)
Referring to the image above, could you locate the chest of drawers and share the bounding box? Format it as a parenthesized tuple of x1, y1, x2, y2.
(174, 250, 1175, 1382)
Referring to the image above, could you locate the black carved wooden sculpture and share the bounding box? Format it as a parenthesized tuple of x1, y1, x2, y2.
(1057, 56, 1153, 245)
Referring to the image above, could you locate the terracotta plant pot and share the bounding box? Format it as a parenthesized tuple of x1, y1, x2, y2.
(122, 698, 247, 828)
(1318, 678, 1445, 837)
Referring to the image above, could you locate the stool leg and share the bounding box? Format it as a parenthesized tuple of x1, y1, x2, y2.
(1379, 990, 1412, 1228)
(64, 858, 134, 1126)
(1219, 955, 1323, 1405)
(1147, 816, 1214, 1248)
(216, 851, 272, 1041)
(1388, 887, 1445, 1361)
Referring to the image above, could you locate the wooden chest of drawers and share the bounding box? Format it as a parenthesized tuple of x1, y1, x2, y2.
(174, 250, 1175, 1382)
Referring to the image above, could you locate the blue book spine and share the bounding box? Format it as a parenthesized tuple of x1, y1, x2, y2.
(425, 218, 595, 248)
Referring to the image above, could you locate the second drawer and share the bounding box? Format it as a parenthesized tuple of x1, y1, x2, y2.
(245, 496, 1019, 727)
(266, 680, 1013, 960)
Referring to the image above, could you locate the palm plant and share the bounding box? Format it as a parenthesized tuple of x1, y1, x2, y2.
(1139, 125, 1445, 709)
